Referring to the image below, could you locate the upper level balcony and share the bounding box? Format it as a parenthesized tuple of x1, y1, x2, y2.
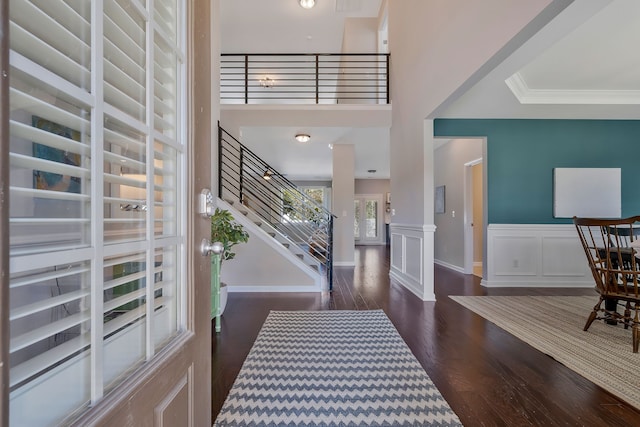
(221, 53, 390, 105)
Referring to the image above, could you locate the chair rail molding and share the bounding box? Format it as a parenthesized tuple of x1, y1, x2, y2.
(485, 223, 592, 287)
(389, 223, 437, 301)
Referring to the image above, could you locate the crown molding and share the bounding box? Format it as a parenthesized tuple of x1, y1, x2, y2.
(505, 72, 640, 105)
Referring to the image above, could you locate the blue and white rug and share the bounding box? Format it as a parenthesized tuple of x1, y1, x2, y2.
(214, 310, 462, 426)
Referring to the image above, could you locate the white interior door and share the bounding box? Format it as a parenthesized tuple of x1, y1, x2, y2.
(464, 159, 484, 276)
(354, 194, 383, 244)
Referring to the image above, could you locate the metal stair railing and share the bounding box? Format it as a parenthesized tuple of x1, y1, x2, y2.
(221, 53, 390, 105)
(218, 125, 337, 290)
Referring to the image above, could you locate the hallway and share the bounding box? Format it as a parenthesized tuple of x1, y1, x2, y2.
(211, 246, 640, 426)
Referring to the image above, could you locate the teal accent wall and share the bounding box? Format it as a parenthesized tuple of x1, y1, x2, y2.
(434, 119, 640, 224)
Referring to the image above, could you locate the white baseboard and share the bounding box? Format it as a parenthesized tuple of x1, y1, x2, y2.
(481, 280, 593, 288)
(228, 284, 322, 293)
(334, 261, 356, 267)
(434, 259, 465, 274)
(389, 269, 426, 301)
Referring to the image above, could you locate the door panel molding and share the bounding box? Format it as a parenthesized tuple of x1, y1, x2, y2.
(154, 367, 193, 427)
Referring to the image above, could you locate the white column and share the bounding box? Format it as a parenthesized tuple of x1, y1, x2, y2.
(332, 144, 355, 266)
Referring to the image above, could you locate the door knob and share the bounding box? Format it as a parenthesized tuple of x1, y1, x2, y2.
(201, 238, 224, 256)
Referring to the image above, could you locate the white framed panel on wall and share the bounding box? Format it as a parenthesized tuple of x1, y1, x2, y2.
(553, 168, 621, 218)
(404, 236, 422, 282)
(390, 232, 403, 271)
(492, 236, 537, 276)
(541, 236, 588, 277)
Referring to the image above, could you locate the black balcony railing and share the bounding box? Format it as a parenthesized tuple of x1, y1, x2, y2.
(218, 125, 336, 290)
(221, 53, 389, 105)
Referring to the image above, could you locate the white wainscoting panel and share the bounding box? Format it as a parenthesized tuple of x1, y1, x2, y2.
(493, 236, 537, 276)
(541, 235, 589, 277)
(486, 224, 592, 287)
(391, 233, 404, 272)
(405, 236, 423, 282)
(389, 223, 436, 301)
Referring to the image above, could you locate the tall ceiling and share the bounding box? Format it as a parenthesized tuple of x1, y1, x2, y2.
(220, 0, 387, 181)
(221, 0, 640, 180)
(220, 0, 383, 53)
(439, 0, 640, 119)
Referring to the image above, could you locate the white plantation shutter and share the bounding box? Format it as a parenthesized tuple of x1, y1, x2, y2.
(8, 1, 186, 425)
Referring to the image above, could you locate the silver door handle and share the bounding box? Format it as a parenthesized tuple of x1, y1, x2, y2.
(201, 238, 224, 256)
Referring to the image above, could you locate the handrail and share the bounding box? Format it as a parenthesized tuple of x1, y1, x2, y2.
(218, 124, 336, 290)
(221, 53, 390, 105)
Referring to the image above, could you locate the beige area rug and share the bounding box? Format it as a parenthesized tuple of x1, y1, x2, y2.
(450, 295, 640, 410)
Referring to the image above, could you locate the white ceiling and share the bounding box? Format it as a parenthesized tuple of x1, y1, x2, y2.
(221, 0, 640, 180)
(517, 0, 640, 92)
(220, 0, 383, 53)
(240, 126, 390, 180)
(440, 0, 640, 119)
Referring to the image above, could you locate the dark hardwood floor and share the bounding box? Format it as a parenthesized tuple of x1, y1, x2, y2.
(212, 246, 640, 426)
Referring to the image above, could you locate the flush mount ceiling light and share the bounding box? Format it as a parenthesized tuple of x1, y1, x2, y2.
(259, 77, 274, 88)
(299, 0, 316, 9)
(295, 133, 311, 143)
(263, 170, 273, 180)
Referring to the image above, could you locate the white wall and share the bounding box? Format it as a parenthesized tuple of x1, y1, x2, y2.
(387, 0, 556, 300)
(342, 17, 378, 53)
(222, 229, 318, 291)
(220, 105, 392, 134)
(355, 179, 389, 195)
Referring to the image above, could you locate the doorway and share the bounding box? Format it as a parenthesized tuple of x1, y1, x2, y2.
(354, 194, 384, 245)
(464, 159, 484, 277)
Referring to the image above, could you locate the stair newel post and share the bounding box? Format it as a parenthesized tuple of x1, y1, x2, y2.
(328, 215, 334, 291)
(217, 124, 223, 199)
(239, 146, 244, 204)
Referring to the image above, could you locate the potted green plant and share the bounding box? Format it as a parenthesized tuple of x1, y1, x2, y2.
(210, 208, 249, 314)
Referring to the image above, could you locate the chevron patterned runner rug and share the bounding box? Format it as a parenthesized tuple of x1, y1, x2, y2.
(214, 310, 462, 426)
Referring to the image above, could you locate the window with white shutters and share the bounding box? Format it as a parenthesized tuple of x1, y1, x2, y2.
(8, 1, 186, 425)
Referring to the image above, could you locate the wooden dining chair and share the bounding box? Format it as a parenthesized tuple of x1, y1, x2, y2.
(573, 216, 640, 352)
